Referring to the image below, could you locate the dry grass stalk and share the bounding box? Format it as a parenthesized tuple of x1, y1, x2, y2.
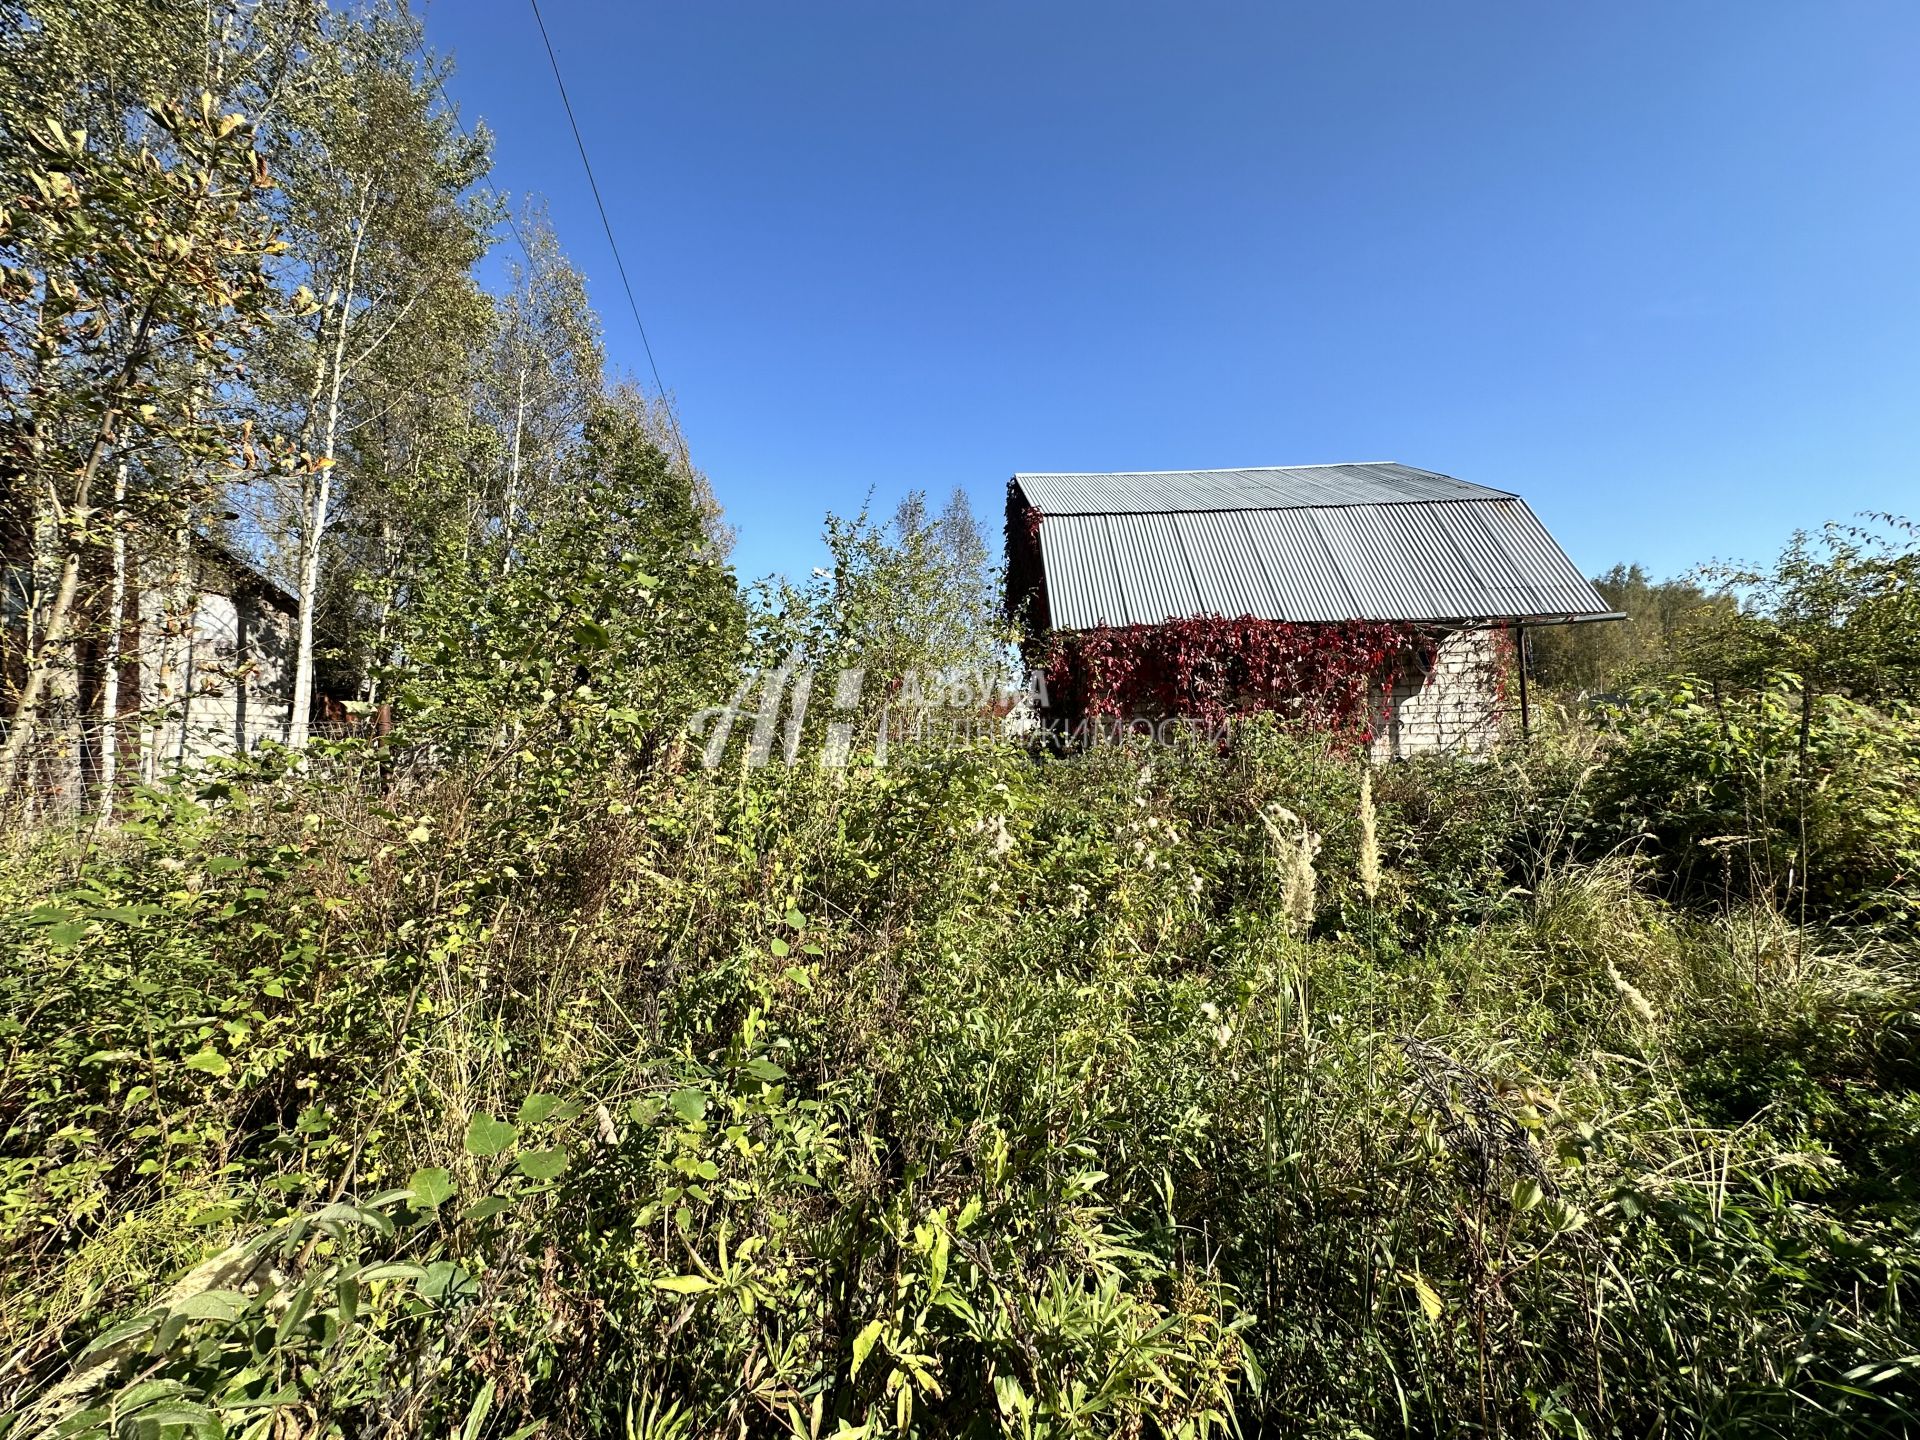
(1357, 764, 1381, 902)
(1262, 804, 1321, 935)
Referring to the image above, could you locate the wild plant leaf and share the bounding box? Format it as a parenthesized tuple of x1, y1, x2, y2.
(516, 1147, 568, 1181)
(1402, 1271, 1443, 1324)
(465, 1113, 517, 1157)
(653, 1275, 714, 1294)
(408, 1167, 454, 1208)
(357, 1262, 429, 1284)
(669, 1088, 707, 1123)
(851, 1319, 885, 1378)
(517, 1092, 562, 1124)
(315, 1203, 394, 1238)
(171, 1289, 246, 1322)
(461, 1377, 496, 1440)
(115, 1381, 185, 1409)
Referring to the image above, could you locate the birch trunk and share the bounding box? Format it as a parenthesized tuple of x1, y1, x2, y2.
(95, 464, 128, 824)
(287, 212, 367, 749)
(501, 365, 528, 576)
(0, 423, 115, 795)
(0, 285, 166, 795)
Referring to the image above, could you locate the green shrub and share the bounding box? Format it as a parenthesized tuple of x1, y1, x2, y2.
(1585, 678, 1920, 933)
(4, 722, 1919, 1437)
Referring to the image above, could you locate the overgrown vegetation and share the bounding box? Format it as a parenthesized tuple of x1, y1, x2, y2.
(5, 3, 1920, 1437)
(5, 682, 1920, 1438)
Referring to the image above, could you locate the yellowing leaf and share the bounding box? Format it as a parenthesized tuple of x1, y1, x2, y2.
(851, 1318, 885, 1378)
(653, 1275, 714, 1295)
(1402, 1271, 1443, 1324)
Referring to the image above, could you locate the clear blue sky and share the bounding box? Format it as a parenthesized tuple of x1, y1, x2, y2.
(420, 1, 1920, 586)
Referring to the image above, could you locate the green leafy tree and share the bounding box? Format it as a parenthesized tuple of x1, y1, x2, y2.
(1528, 563, 1731, 694)
(1683, 515, 1920, 712)
(0, 97, 282, 793)
(392, 391, 745, 756)
(254, 0, 493, 746)
(478, 204, 604, 566)
(756, 488, 1009, 737)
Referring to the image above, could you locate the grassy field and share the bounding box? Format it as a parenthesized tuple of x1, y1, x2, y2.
(5, 8, 1916, 1430)
(3, 683, 1917, 1439)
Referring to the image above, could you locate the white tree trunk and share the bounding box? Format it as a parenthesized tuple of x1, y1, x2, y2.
(288, 214, 366, 749)
(0, 448, 107, 794)
(140, 527, 192, 781)
(95, 464, 128, 824)
(501, 364, 528, 576)
(0, 282, 168, 796)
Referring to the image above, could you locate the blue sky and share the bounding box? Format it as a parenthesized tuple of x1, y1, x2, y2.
(420, 1, 1920, 586)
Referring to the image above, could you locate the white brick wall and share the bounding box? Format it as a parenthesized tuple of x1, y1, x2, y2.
(1370, 628, 1506, 762)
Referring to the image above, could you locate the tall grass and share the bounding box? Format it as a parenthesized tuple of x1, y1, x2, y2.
(1, 710, 1916, 1437)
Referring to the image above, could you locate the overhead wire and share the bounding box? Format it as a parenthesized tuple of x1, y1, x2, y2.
(525, 0, 690, 469)
(418, 0, 694, 471)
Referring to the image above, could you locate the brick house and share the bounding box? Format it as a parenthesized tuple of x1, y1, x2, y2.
(1004, 463, 1617, 757)
(2, 530, 298, 806)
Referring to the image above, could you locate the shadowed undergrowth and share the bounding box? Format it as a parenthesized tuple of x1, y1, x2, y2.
(3, 703, 1918, 1439)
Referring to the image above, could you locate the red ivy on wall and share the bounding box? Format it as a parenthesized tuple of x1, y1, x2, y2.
(1035, 615, 1436, 740)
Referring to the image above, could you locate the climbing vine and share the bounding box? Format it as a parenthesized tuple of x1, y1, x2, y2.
(1035, 615, 1437, 739)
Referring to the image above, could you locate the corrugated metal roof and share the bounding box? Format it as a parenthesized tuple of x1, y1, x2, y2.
(1014, 462, 1511, 515)
(1037, 496, 1608, 628)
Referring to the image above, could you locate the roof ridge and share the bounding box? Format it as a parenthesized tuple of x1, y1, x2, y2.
(1014, 461, 1405, 478)
(1034, 494, 1519, 518)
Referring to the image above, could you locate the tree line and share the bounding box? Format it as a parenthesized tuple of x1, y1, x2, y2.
(5, 0, 1909, 816)
(1530, 517, 1920, 717)
(0, 0, 762, 805)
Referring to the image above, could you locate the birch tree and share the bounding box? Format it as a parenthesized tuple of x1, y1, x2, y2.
(0, 98, 280, 793)
(480, 206, 602, 568)
(0, 0, 332, 800)
(260, 3, 489, 746)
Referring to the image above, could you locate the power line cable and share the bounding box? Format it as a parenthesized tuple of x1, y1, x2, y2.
(420, 61, 537, 270)
(525, 0, 690, 468)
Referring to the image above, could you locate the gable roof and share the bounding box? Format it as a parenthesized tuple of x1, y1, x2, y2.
(1014, 461, 1512, 515)
(1010, 463, 1610, 628)
(193, 534, 299, 614)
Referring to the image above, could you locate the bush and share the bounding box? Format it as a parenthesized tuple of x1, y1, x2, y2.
(1584, 678, 1920, 934)
(3, 721, 1919, 1437)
